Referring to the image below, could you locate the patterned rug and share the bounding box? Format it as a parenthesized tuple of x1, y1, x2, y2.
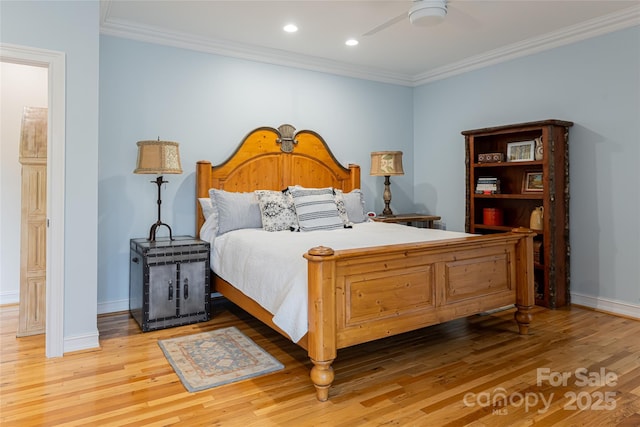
(158, 326, 284, 392)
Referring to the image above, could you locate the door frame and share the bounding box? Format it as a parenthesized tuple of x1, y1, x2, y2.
(1, 43, 66, 358)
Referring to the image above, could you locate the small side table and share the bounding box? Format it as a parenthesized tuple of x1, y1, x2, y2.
(372, 213, 441, 229)
(129, 236, 211, 332)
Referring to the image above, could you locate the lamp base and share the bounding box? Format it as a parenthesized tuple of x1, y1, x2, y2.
(147, 175, 174, 242)
(148, 221, 174, 242)
(382, 175, 393, 216)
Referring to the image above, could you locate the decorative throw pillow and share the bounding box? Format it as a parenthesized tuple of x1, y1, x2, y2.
(209, 189, 262, 235)
(335, 189, 367, 223)
(255, 190, 299, 232)
(289, 187, 344, 232)
(333, 191, 352, 227)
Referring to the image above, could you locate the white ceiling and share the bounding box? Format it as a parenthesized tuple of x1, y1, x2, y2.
(100, 0, 640, 86)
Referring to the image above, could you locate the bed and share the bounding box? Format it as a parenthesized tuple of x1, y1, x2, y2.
(196, 124, 535, 401)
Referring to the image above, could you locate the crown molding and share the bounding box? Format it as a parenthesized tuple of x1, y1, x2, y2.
(99, 15, 415, 86)
(413, 5, 640, 85)
(100, 3, 640, 88)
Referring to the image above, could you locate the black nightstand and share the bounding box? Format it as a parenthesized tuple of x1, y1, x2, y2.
(129, 236, 211, 332)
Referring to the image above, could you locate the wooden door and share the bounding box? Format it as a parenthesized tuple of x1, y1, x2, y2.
(17, 107, 47, 337)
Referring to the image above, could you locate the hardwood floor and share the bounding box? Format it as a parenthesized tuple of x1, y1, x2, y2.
(1, 300, 639, 426)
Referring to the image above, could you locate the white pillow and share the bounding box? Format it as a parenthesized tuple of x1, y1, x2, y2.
(198, 197, 216, 220)
(199, 210, 219, 243)
(289, 187, 344, 232)
(255, 190, 299, 232)
(198, 196, 219, 239)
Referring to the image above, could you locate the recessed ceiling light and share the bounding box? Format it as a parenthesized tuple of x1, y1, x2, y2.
(283, 24, 298, 33)
(345, 39, 359, 47)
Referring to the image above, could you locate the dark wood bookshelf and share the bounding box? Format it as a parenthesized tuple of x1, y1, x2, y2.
(462, 119, 573, 308)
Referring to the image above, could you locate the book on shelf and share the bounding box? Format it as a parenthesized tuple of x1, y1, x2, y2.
(475, 177, 500, 194)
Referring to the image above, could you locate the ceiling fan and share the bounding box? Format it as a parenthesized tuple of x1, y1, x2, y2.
(364, 0, 451, 37)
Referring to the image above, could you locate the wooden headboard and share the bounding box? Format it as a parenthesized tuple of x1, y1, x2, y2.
(196, 124, 361, 234)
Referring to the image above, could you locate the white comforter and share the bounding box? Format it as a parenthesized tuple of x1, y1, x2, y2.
(207, 222, 471, 342)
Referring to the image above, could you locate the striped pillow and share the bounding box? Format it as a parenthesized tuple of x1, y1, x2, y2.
(289, 187, 344, 232)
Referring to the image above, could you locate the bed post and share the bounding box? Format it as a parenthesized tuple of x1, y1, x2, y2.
(512, 228, 535, 335)
(304, 246, 337, 402)
(348, 164, 361, 192)
(196, 160, 212, 238)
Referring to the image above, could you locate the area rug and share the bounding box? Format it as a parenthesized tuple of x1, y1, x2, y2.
(158, 326, 284, 392)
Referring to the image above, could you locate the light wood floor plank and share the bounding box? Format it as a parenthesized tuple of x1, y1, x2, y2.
(1, 300, 639, 426)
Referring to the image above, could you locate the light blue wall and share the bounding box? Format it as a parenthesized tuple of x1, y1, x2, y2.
(98, 36, 414, 309)
(1, 2, 100, 342)
(413, 26, 640, 306)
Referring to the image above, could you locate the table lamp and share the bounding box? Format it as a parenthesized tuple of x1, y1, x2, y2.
(134, 139, 182, 241)
(370, 151, 404, 216)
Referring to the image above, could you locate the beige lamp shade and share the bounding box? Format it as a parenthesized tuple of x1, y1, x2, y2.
(370, 151, 404, 176)
(134, 140, 182, 174)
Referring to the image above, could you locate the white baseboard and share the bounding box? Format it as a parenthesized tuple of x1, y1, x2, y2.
(64, 330, 100, 353)
(98, 299, 129, 314)
(571, 292, 640, 320)
(0, 290, 19, 305)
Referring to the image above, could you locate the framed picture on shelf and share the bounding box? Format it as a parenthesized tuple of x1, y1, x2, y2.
(522, 171, 544, 193)
(506, 140, 535, 162)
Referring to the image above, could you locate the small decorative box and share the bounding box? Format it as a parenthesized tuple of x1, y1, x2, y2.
(478, 152, 504, 163)
(483, 208, 504, 226)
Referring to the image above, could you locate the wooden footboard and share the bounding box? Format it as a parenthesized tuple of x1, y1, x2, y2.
(304, 229, 534, 401)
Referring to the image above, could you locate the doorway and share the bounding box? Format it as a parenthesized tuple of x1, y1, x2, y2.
(0, 43, 66, 357)
(1, 64, 47, 336)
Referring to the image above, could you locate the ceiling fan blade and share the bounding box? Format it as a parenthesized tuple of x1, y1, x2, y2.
(363, 12, 406, 37)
